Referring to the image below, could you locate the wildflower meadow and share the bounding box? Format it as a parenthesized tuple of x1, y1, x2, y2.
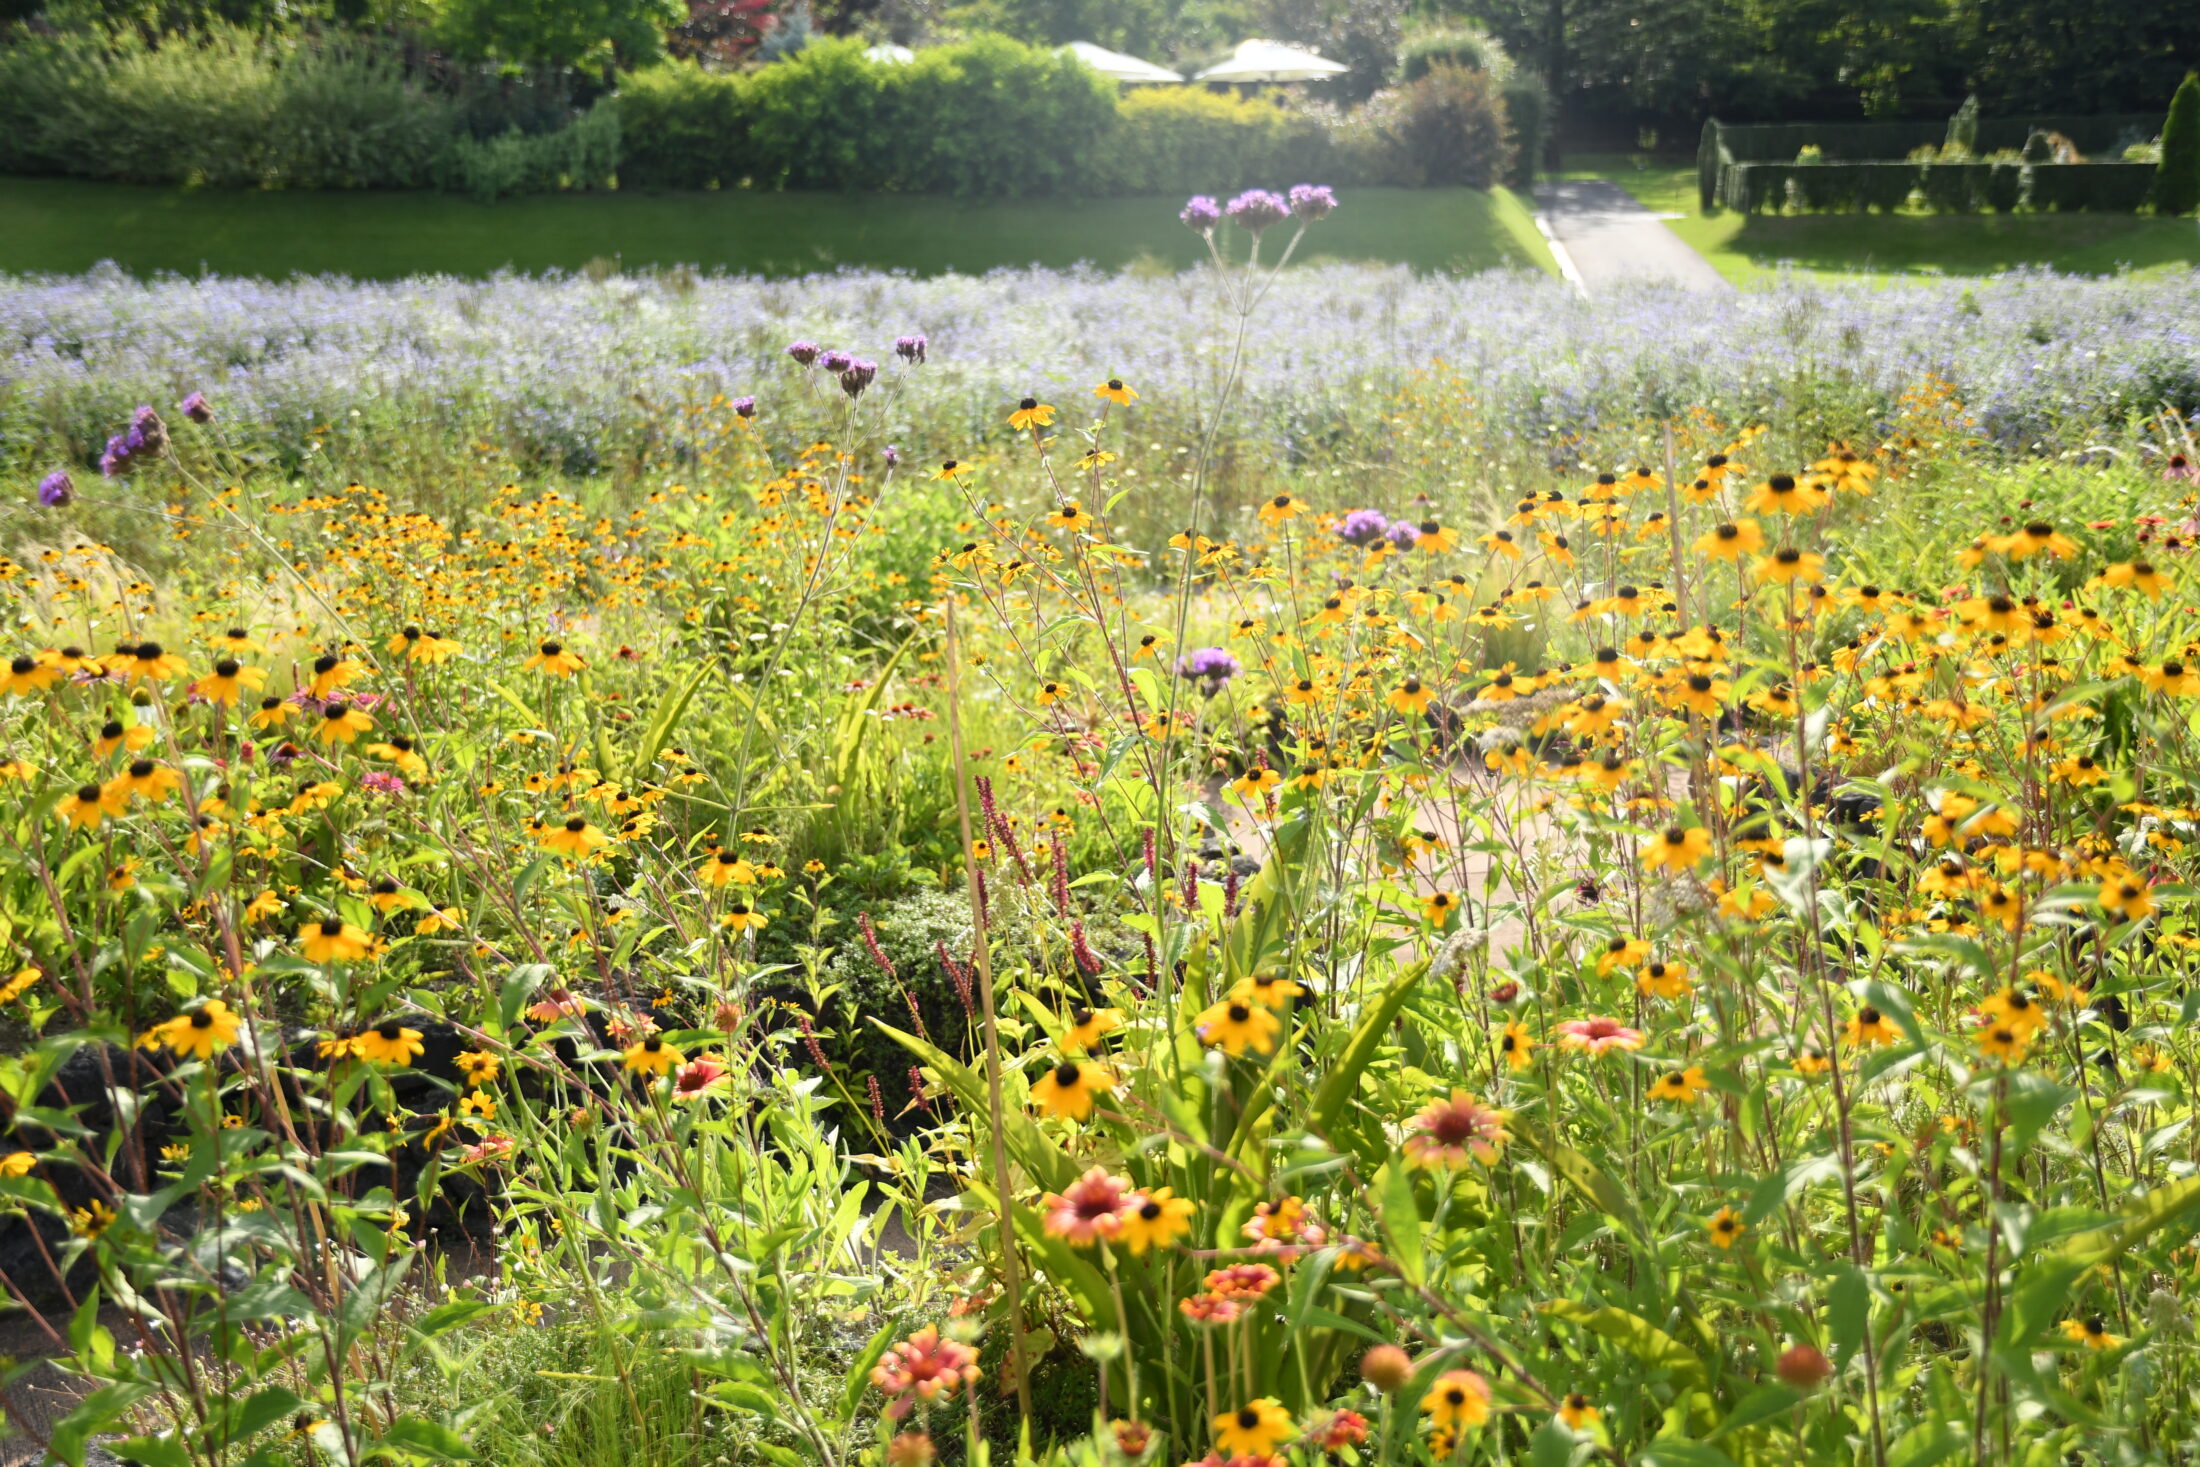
(6, 191, 2200, 1467)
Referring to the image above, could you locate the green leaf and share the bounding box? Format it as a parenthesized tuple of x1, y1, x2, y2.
(1308, 959, 1429, 1135)
(107, 1435, 195, 1467)
(1376, 1160, 1424, 1285)
(410, 1299, 495, 1340)
(1639, 1443, 1739, 1467)
(49, 1383, 157, 1466)
(2001, 1174, 2200, 1348)
(376, 1414, 476, 1459)
(1707, 1383, 1801, 1440)
(627, 658, 713, 780)
(1828, 1264, 1871, 1369)
(1539, 1299, 1705, 1387)
(841, 1319, 896, 1421)
(218, 1386, 308, 1445)
(1530, 1415, 1584, 1467)
(875, 1022, 1076, 1194)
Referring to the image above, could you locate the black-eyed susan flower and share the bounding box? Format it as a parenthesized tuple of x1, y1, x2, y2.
(0, 1150, 34, 1178)
(2060, 1316, 2122, 1350)
(699, 850, 756, 888)
(1415, 519, 1459, 552)
(1422, 890, 1461, 926)
(1387, 676, 1434, 716)
(622, 1035, 681, 1076)
(1975, 1022, 2030, 1065)
(1842, 1005, 1898, 1048)
(1117, 1187, 1195, 1255)
(1498, 1020, 1536, 1071)
(315, 703, 374, 745)
(1557, 1394, 1600, 1430)
(109, 759, 182, 805)
(2096, 561, 2168, 598)
(150, 1000, 240, 1061)
(1195, 998, 1281, 1056)
(1062, 1005, 1122, 1052)
(1029, 1056, 1116, 1121)
(1212, 1399, 1294, 1457)
(1642, 825, 1712, 873)
(211, 627, 264, 656)
(1649, 1066, 1711, 1104)
(353, 1021, 424, 1067)
(300, 917, 374, 964)
(1754, 546, 1825, 585)
(454, 1050, 501, 1087)
(1, 655, 58, 697)
(248, 696, 292, 730)
(307, 654, 363, 698)
(523, 641, 586, 678)
(931, 458, 976, 481)
(1230, 972, 1305, 1009)
(1420, 1371, 1490, 1430)
(192, 659, 266, 706)
(120, 641, 188, 684)
(1230, 766, 1283, 802)
(1007, 397, 1055, 431)
(1706, 1206, 1746, 1248)
(540, 815, 609, 858)
(1094, 378, 1137, 404)
(2099, 874, 2155, 921)
(387, 626, 462, 663)
(1742, 473, 1829, 517)
(57, 781, 125, 830)
(720, 901, 766, 933)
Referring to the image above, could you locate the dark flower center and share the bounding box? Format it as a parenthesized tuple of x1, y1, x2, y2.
(128, 759, 154, 778)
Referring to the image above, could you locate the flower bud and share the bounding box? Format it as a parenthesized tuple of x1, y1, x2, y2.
(1360, 1344, 1412, 1392)
(1776, 1343, 1832, 1389)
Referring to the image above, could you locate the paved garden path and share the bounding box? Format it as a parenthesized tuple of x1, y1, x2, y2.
(1533, 179, 1732, 295)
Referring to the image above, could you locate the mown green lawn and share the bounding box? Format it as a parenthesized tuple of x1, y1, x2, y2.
(1560, 152, 2200, 283)
(0, 176, 1555, 279)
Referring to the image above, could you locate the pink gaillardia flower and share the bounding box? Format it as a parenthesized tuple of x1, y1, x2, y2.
(1403, 1090, 1507, 1168)
(1042, 1166, 1134, 1246)
(869, 1326, 981, 1420)
(1557, 1015, 1646, 1055)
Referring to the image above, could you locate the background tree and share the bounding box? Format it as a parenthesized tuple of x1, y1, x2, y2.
(2160, 71, 2200, 215)
(437, 0, 683, 71)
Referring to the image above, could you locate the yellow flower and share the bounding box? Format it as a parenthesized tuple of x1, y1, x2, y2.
(2061, 1316, 2121, 1350)
(388, 626, 463, 663)
(1842, 1005, 1898, 1047)
(1975, 1022, 2030, 1066)
(1694, 519, 1763, 561)
(1642, 825, 1712, 873)
(353, 1022, 425, 1067)
(1062, 1005, 1123, 1051)
(151, 1000, 240, 1061)
(721, 901, 767, 933)
(1387, 676, 1434, 715)
(1195, 998, 1282, 1057)
(1093, 378, 1138, 404)
(314, 703, 374, 746)
(540, 816, 611, 858)
(622, 1036, 682, 1076)
(699, 851, 757, 888)
(1420, 1370, 1490, 1429)
(1557, 1393, 1600, 1430)
(1212, 1399, 1294, 1457)
(1117, 1187, 1195, 1255)
(0, 1150, 34, 1178)
(2099, 876, 2155, 922)
(192, 659, 267, 707)
(57, 781, 126, 830)
(1649, 1065, 1710, 1103)
(300, 918, 375, 964)
(1753, 546, 1825, 585)
(1497, 1020, 1536, 1071)
(522, 641, 587, 677)
(0, 966, 39, 1004)
(1007, 397, 1056, 431)
(108, 759, 182, 805)
(454, 1050, 502, 1087)
(1706, 1206, 1746, 1248)
(1029, 1056, 1117, 1121)
(931, 458, 977, 481)
(1742, 473, 1829, 517)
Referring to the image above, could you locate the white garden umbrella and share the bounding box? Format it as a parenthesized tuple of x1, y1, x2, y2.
(864, 43, 915, 63)
(1060, 41, 1184, 84)
(1194, 39, 1347, 83)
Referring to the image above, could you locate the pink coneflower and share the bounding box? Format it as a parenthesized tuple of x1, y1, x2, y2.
(1178, 1292, 1242, 1324)
(1203, 1262, 1282, 1300)
(359, 770, 406, 797)
(1557, 1015, 1645, 1054)
(1042, 1166, 1133, 1246)
(869, 1326, 981, 1419)
(672, 1055, 730, 1100)
(1308, 1409, 1370, 1450)
(1403, 1090, 1507, 1168)
(602, 1009, 657, 1044)
(1242, 1196, 1327, 1257)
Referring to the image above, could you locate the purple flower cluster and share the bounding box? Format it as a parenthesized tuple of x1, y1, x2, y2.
(895, 334, 928, 363)
(1179, 195, 1223, 232)
(1334, 508, 1391, 545)
(786, 340, 822, 365)
(98, 405, 167, 477)
(38, 470, 74, 507)
(178, 390, 212, 423)
(1177, 646, 1241, 697)
(1288, 184, 1338, 221)
(1225, 190, 1291, 234)
(840, 358, 878, 397)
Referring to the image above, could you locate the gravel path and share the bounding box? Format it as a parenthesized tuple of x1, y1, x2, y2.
(1533, 179, 1732, 295)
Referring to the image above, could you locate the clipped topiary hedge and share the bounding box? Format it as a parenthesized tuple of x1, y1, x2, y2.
(2023, 161, 2160, 211)
(1725, 157, 2160, 214)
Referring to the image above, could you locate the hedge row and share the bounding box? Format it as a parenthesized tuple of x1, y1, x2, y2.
(0, 27, 1526, 200)
(1723, 160, 2165, 213)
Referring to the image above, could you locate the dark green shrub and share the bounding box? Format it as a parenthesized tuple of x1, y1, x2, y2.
(1400, 26, 1508, 82)
(1919, 161, 1981, 212)
(435, 99, 621, 201)
(2024, 162, 2157, 211)
(742, 37, 891, 190)
(1986, 160, 2023, 211)
(885, 34, 1116, 196)
(1499, 74, 1546, 188)
(615, 64, 749, 189)
(1383, 64, 1514, 189)
(1099, 87, 1332, 195)
(2160, 72, 2200, 215)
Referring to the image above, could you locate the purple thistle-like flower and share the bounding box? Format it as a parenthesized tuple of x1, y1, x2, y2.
(731, 395, 756, 419)
(1288, 184, 1338, 221)
(895, 334, 928, 363)
(98, 406, 169, 477)
(1386, 521, 1422, 550)
(1180, 195, 1222, 232)
(99, 435, 129, 477)
(178, 391, 212, 423)
(786, 340, 821, 366)
(37, 471, 74, 507)
(1335, 508, 1390, 545)
(1225, 190, 1291, 233)
(883, 444, 902, 468)
(818, 349, 854, 374)
(1176, 646, 1241, 697)
(840, 359, 877, 397)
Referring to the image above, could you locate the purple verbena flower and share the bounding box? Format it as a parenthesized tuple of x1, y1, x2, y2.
(1176, 647, 1241, 697)
(731, 395, 757, 418)
(1288, 184, 1338, 221)
(1386, 521, 1422, 550)
(840, 359, 877, 397)
(786, 341, 821, 366)
(895, 334, 927, 363)
(1225, 190, 1291, 234)
(1179, 195, 1222, 232)
(883, 444, 902, 467)
(818, 349, 854, 374)
(37, 471, 74, 508)
(178, 391, 212, 423)
(1334, 508, 1390, 545)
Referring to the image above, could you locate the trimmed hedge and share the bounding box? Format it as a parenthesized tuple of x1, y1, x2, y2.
(1726, 159, 2161, 213)
(1098, 88, 1334, 196)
